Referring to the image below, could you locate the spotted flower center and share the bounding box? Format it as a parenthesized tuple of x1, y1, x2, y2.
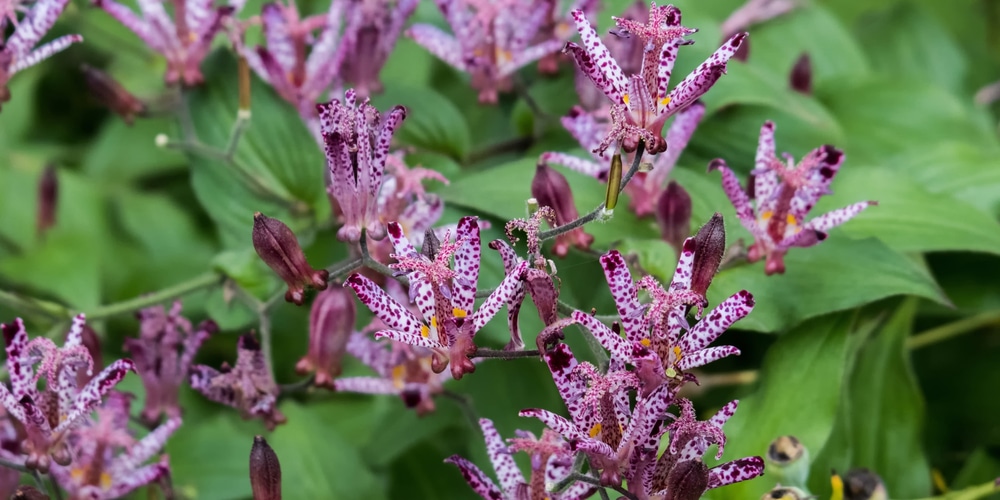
(420, 308, 468, 338)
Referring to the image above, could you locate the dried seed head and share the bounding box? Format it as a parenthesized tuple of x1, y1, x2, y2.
(252, 212, 329, 305)
(655, 181, 692, 255)
(691, 213, 726, 298)
(250, 436, 282, 500)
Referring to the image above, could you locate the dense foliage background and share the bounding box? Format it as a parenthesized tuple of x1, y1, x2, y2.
(2, 0, 1000, 498)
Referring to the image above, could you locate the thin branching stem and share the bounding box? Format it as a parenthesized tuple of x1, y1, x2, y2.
(88, 272, 222, 320)
(907, 310, 1000, 350)
(470, 348, 541, 360)
(359, 230, 409, 287)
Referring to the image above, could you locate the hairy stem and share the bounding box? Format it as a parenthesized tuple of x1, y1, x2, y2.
(907, 310, 1000, 350)
(326, 256, 365, 282)
(88, 272, 223, 320)
(0, 290, 67, 319)
(470, 348, 541, 360)
(359, 230, 409, 286)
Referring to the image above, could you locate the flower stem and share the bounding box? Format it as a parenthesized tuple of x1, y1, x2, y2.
(359, 230, 409, 286)
(538, 142, 646, 242)
(470, 348, 541, 360)
(567, 473, 639, 500)
(0, 289, 68, 319)
(326, 256, 365, 282)
(914, 478, 998, 500)
(906, 310, 1000, 350)
(87, 272, 223, 320)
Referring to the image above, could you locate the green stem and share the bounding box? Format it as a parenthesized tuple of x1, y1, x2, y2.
(0, 290, 68, 319)
(906, 310, 1000, 350)
(87, 272, 222, 320)
(326, 256, 365, 282)
(914, 479, 998, 500)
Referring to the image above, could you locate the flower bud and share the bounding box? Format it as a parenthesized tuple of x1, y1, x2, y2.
(767, 435, 808, 486)
(252, 212, 329, 305)
(833, 468, 887, 500)
(691, 213, 726, 298)
(655, 181, 692, 255)
(12, 485, 50, 500)
(532, 163, 593, 257)
(604, 153, 623, 213)
(81, 64, 145, 125)
(296, 284, 356, 389)
(250, 436, 281, 500)
(761, 486, 809, 500)
(36, 165, 58, 238)
(790, 52, 812, 94)
(524, 269, 559, 326)
(664, 459, 710, 500)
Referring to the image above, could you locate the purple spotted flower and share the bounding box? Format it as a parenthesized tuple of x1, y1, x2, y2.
(190, 334, 286, 430)
(711, 121, 877, 275)
(93, 0, 235, 86)
(50, 391, 178, 500)
(0, 315, 135, 472)
(338, 0, 419, 97)
(446, 417, 595, 500)
(407, 0, 566, 104)
(0, 0, 82, 110)
(347, 217, 528, 380)
(565, 3, 746, 154)
(320, 90, 407, 242)
(565, 241, 753, 396)
(125, 302, 216, 425)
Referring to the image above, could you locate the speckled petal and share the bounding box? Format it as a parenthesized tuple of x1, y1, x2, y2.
(12, 34, 82, 74)
(570, 310, 632, 360)
(668, 238, 696, 292)
(6, 0, 72, 55)
(710, 160, 759, 237)
(56, 359, 135, 433)
(567, 10, 627, 103)
(260, 3, 296, 73)
(519, 408, 588, 441)
(656, 37, 687, 102)
(661, 32, 747, 116)
(373, 329, 446, 351)
(407, 24, 467, 71)
(544, 343, 587, 424)
(453, 216, 481, 313)
(347, 273, 426, 338)
(105, 459, 170, 498)
(479, 418, 525, 491)
(751, 121, 778, 201)
(472, 261, 529, 333)
(803, 201, 874, 234)
(649, 101, 705, 187)
(679, 290, 754, 355)
(677, 345, 740, 371)
(112, 417, 180, 471)
(709, 399, 738, 428)
(539, 152, 605, 178)
(558, 108, 611, 163)
(2, 319, 34, 398)
(504, 39, 564, 76)
(333, 376, 399, 394)
(707, 456, 765, 488)
(444, 455, 505, 499)
(599, 250, 644, 342)
(92, 0, 165, 52)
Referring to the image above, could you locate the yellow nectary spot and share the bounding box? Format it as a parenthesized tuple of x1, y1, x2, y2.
(640, 338, 651, 347)
(420, 325, 430, 338)
(453, 308, 468, 318)
(660, 96, 671, 106)
(100, 472, 112, 490)
(761, 210, 773, 221)
(71, 468, 84, 481)
(830, 472, 845, 500)
(672, 345, 682, 360)
(391, 365, 405, 389)
(498, 49, 512, 64)
(589, 423, 602, 438)
(786, 214, 797, 226)
(622, 94, 630, 105)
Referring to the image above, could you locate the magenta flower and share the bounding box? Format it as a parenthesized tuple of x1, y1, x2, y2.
(0, 315, 135, 472)
(407, 0, 566, 103)
(339, 0, 419, 97)
(320, 90, 407, 242)
(93, 0, 235, 85)
(347, 217, 528, 380)
(125, 302, 216, 425)
(541, 101, 705, 217)
(711, 121, 877, 275)
(0, 0, 82, 109)
(445, 417, 596, 500)
(50, 391, 179, 500)
(190, 334, 286, 430)
(242, 0, 345, 122)
(565, 3, 745, 154)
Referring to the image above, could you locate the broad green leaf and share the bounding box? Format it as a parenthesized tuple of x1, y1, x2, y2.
(83, 117, 186, 181)
(706, 237, 947, 333)
(808, 300, 932, 498)
(885, 141, 1000, 216)
(708, 313, 868, 499)
(373, 85, 472, 161)
(168, 412, 258, 500)
(389, 434, 480, 500)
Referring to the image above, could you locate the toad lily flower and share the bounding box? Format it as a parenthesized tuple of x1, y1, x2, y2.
(446, 418, 596, 500)
(125, 302, 216, 425)
(540, 100, 705, 218)
(93, 0, 235, 85)
(0, 315, 135, 472)
(50, 391, 179, 500)
(565, 3, 746, 154)
(711, 121, 877, 275)
(339, 0, 419, 97)
(320, 90, 407, 242)
(0, 0, 82, 110)
(347, 217, 529, 380)
(407, 0, 565, 104)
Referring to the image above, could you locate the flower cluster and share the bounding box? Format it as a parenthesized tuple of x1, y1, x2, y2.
(0, 0, 82, 109)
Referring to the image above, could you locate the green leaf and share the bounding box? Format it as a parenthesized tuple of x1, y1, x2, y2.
(709, 313, 868, 499)
(885, 141, 1000, 216)
(168, 412, 258, 500)
(83, 117, 186, 181)
(372, 85, 472, 161)
(808, 300, 932, 498)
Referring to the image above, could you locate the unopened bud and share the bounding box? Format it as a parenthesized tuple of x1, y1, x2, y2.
(252, 212, 329, 305)
(532, 163, 593, 257)
(12, 485, 50, 500)
(691, 213, 726, 298)
(761, 486, 809, 500)
(237, 55, 252, 113)
(767, 435, 808, 486)
(250, 436, 281, 500)
(296, 284, 356, 388)
(604, 153, 623, 214)
(81, 64, 145, 125)
(834, 468, 887, 500)
(665, 459, 710, 500)
(655, 181, 692, 255)
(36, 165, 58, 238)
(789, 52, 812, 94)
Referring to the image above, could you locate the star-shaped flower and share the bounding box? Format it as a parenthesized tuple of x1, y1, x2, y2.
(0, 0, 82, 109)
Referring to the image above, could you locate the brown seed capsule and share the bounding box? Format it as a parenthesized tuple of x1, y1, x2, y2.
(295, 284, 356, 389)
(36, 165, 58, 238)
(250, 436, 281, 500)
(790, 52, 812, 95)
(691, 213, 726, 298)
(81, 64, 146, 125)
(655, 181, 692, 255)
(252, 212, 329, 305)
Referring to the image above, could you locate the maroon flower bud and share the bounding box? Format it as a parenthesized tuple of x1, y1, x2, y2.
(524, 269, 559, 326)
(250, 436, 281, 500)
(789, 52, 812, 94)
(691, 213, 726, 298)
(295, 284, 356, 389)
(81, 64, 146, 125)
(252, 212, 329, 305)
(664, 460, 710, 500)
(532, 163, 593, 257)
(655, 181, 692, 255)
(36, 165, 58, 238)
(12, 485, 50, 500)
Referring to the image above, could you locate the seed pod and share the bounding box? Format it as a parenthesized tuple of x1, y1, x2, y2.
(252, 212, 329, 305)
(250, 436, 281, 500)
(655, 181, 692, 255)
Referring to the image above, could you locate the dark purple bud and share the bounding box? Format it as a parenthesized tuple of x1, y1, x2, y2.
(81, 64, 146, 125)
(296, 284, 356, 389)
(36, 165, 58, 238)
(252, 212, 329, 305)
(664, 460, 710, 500)
(532, 163, 593, 257)
(524, 269, 559, 326)
(250, 436, 281, 500)
(841, 468, 887, 500)
(691, 213, 726, 298)
(789, 52, 812, 94)
(655, 181, 692, 255)
(12, 486, 50, 500)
